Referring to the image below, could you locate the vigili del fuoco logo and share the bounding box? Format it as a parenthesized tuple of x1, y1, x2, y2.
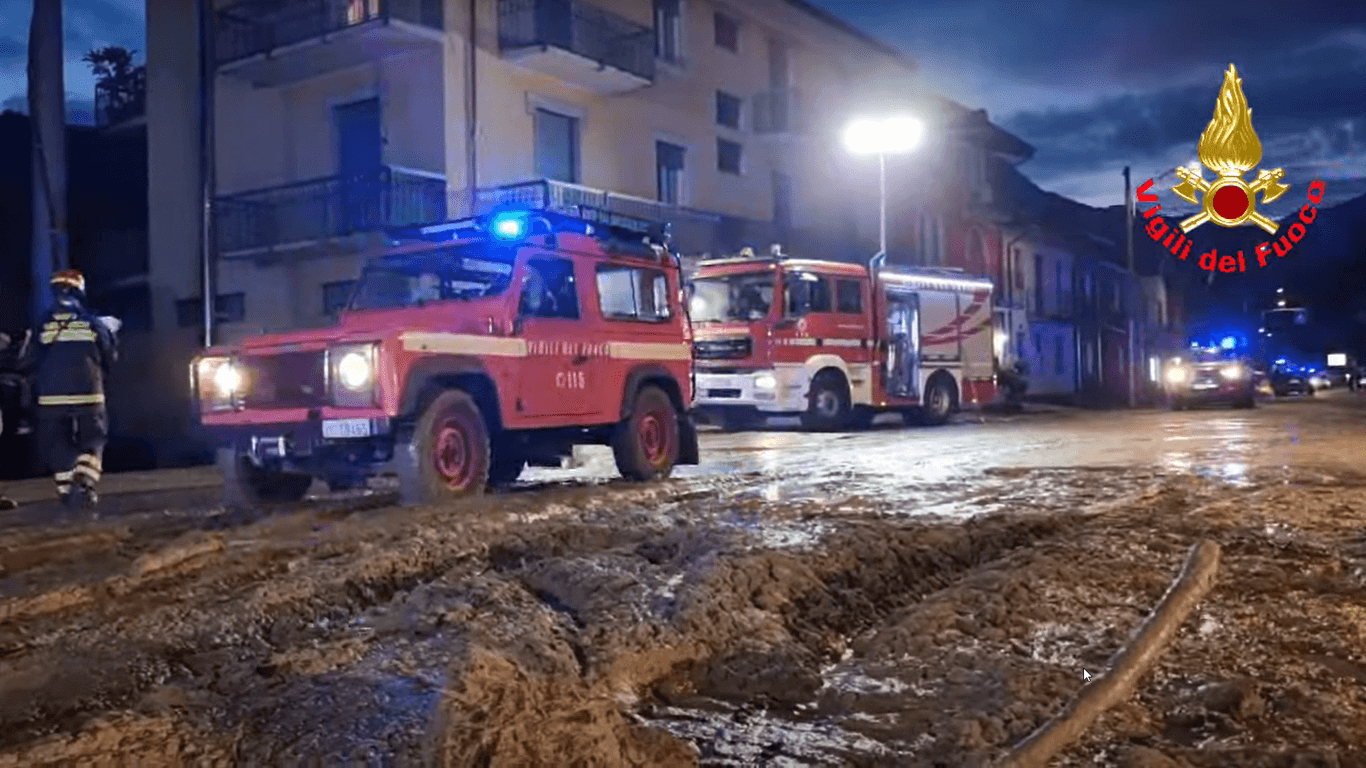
(1138, 64, 1326, 274)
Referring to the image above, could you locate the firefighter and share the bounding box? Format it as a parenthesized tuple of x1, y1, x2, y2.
(18, 270, 119, 508)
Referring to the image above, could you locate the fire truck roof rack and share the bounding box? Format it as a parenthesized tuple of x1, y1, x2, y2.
(389, 208, 671, 263)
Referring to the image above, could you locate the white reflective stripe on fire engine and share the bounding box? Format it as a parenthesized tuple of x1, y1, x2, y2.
(775, 338, 819, 346)
(400, 332, 689, 362)
(401, 332, 528, 357)
(607, 342, 692, 361)
(823, 339, 865, 348)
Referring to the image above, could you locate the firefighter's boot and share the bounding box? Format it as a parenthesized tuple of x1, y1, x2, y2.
(0, 496, 15, 510)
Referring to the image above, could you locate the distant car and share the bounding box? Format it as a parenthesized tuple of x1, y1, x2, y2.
(1270, 368, 1314, 397)
(1164, 349, 1256, 409)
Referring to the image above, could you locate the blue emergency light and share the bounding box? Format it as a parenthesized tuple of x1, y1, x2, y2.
(1220, 336, 1237, 350)
(490, 213, 528, 240)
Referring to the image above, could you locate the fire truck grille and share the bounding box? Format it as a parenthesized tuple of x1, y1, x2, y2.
(693, 337, 753, 360)
(241, 351, 328, 409)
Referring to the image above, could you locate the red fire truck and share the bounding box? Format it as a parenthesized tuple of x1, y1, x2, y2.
(689, 251, 996, 430)
(191, 209, 699, 506)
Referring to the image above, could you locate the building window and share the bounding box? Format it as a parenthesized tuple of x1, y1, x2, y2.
(519, 257, 580, 319)
(534, 107, 579, 183)
(176, 292, 245, 328)
(1055, 262, 1065, 313)
(1033, 254, 1044, 314)
(323, 280, 355, 316)
(1055, 336, 1064, 376)
(656, 141, 685, 204)
(654, 0, 681, 63)
(717, 138, 742, 175)
(714, 11, 738, 52)
(596, 265, 671, 321)
(835, 279, 862, 313)
(715, 91, 742, 129)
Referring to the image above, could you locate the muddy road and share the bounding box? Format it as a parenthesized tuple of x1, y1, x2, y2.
(3, 395, 1366, 766)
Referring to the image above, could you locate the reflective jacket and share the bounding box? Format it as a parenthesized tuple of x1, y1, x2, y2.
(19, 303, 118, 407)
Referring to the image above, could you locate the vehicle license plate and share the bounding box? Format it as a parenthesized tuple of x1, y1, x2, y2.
(322, 418, 371, 439)
(1193, 383, 1218, 390)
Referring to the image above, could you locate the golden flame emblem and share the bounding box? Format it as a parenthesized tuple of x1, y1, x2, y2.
(1170, 64, 1290, 234)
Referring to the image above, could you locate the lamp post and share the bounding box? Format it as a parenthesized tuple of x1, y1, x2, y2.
(843, 116, 925, 258)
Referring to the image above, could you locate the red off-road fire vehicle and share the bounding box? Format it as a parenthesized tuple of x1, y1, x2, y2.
(689, 251, 995, 430)
(192, 209, 699, 506)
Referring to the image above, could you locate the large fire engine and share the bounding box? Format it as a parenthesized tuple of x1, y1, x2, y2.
(192, 209, 699, 506)
(689, 250, 996, 430)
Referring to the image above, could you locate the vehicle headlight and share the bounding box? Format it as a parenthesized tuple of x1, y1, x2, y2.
(754, 373, 777, 390)
(1220, 364, 1246, 380)
(330, 343, 379, 406)
(337, 351, 373, 390)
(194, 356, 241, 411)
(1165, 366, 1189, 385)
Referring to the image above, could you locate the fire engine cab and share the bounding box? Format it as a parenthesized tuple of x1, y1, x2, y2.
(689, 250, 996, 430)
(192, 209, 699, 506)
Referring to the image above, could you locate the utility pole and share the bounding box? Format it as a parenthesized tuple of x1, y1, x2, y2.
(27, 0, 68, 324)
(198, 0, 218, 347)
(1123, 166, 1137, 408)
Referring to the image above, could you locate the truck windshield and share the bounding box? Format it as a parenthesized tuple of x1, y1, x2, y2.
(689, 272, 774, 323)
(348, 244, 514, 312)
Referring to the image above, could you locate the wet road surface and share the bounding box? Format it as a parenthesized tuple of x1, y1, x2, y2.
(1, 391, 1364, 766)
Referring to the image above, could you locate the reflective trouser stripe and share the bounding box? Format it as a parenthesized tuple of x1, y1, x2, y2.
(38, 393, 105, 406)
(55, 470, 73, 496)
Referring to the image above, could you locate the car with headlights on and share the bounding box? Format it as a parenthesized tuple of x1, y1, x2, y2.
(1269, 365, 1315, 397)
(1163, 348, 1256, 409)
(191, 206, 699, 507)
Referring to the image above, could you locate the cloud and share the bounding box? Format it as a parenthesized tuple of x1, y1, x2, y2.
(0, 35, 22, 66)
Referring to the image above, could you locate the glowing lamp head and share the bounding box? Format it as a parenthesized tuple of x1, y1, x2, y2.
(490, 214, 527, 241)
(213, 362, 241, 395)
(843, 116, 925, 156)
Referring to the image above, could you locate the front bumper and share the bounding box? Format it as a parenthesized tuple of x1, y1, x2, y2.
(694, 368, 807, 413)
(1166, 380, 1252, 401)
(205, 415, 394, 474)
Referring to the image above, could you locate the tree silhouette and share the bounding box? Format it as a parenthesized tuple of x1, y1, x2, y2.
(83, 46, 145, 125)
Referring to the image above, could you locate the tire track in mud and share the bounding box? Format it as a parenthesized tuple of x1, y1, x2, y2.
(0, 466, 1182, 765)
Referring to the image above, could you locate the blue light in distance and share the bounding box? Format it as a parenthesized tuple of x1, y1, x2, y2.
(491, 214, 527, 240)
(1220, 336, 1237, 350)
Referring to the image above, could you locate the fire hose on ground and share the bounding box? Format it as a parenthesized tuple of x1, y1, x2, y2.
(998, 540, 1222, 768)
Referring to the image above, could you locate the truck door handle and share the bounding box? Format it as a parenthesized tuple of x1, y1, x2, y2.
(572, 355, 590, 365)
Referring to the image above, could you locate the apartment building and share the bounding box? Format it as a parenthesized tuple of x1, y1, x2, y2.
(147, 0, 996, 339)
(998, 228, 1076, 398)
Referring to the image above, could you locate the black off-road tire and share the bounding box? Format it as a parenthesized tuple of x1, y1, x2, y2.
(612, 385, 680, 481)
(917, 374, 956, 426)
(1234, 394, 1256, 409)
(801, 371, 852, 431)
(396, 390, 491, 506)
(218, 447, 313, 507)
(1169, 397, 1187, 411)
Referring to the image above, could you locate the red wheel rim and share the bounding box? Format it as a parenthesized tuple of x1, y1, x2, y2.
(433, 416, 475, 489)
(639, 409, 668, 465)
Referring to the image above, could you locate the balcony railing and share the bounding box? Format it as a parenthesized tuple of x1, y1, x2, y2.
(216, 0, 443, 66)
(497, 0, 655, 86)
(217, 167, 446, 253)
(753, 88, 807, 135)
(95, 68, 146, 129)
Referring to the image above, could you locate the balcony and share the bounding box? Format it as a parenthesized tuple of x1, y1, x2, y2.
(497, 0, 654, 95)
(216, 0, 443, 88)
(753, 88, 812, 138)
(217, 166, 446, 254)
(95, 68, 146, 129)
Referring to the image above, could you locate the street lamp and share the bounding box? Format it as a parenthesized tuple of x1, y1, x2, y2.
(843, 116, 925, 257)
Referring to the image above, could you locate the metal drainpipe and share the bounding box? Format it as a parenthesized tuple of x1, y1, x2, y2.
(465, 0, 478, 216)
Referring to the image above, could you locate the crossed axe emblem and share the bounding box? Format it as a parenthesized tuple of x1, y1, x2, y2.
(1171, 165, 1290, 235)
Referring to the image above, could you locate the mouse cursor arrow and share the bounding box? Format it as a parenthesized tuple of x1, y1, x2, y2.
(1083, 669, 1091, 681)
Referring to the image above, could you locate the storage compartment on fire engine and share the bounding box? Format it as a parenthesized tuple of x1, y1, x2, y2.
(884, 289, 920, 399)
